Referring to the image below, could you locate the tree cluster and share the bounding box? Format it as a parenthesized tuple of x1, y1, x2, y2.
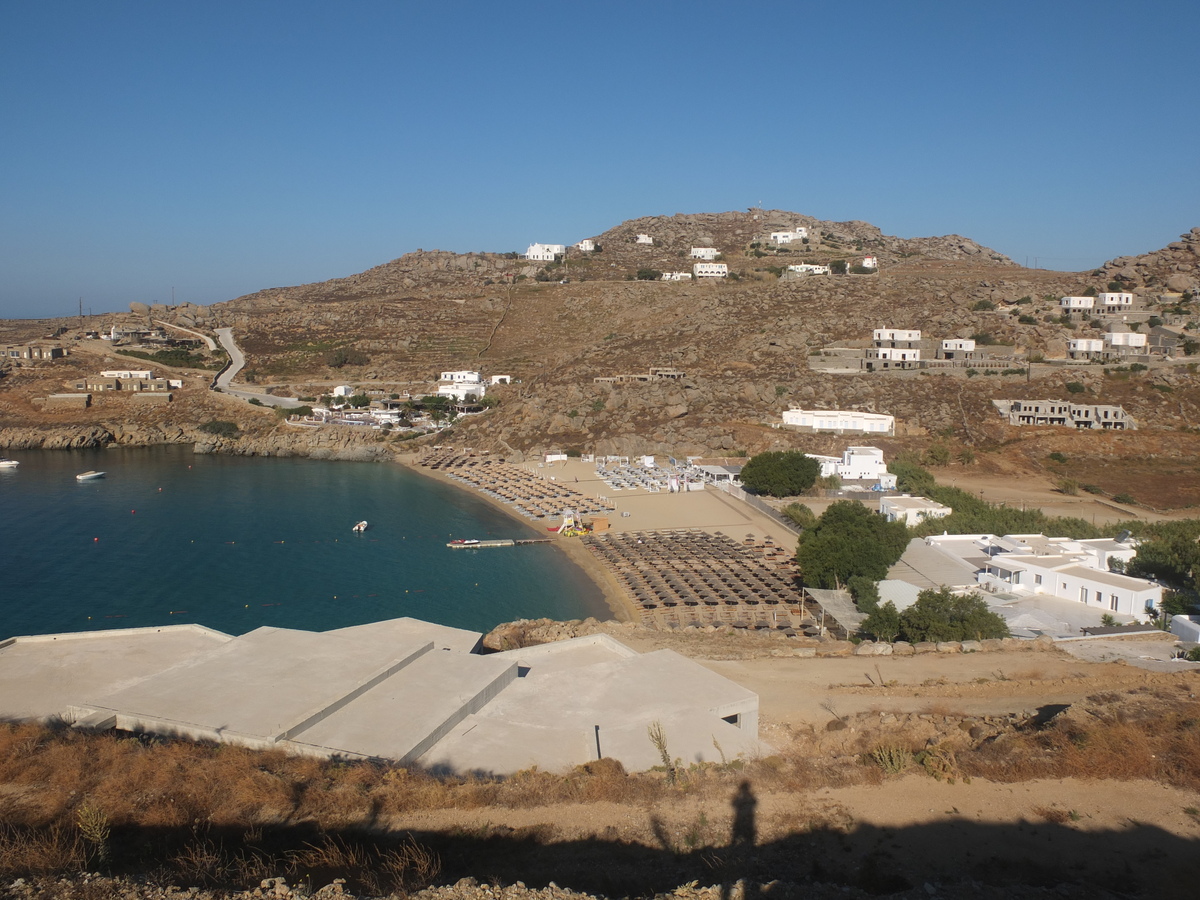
(794, 500, 908, 589)
(739, 451, 820, 498)
(862, 588, 1009, 643)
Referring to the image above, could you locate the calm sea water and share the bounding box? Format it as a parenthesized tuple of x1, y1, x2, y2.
(0, 446, 609, 638)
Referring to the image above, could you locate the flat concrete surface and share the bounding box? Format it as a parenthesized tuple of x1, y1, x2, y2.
(292, 650, 516, 761)
(86, 626, 432, 741)
(0, 625, 231, 721)
(420, 637, 763, 775)
(325, 617, 482, 654)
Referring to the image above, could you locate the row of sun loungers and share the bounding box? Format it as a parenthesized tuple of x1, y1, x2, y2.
(582, 530, 820, 633)
(420, 454, 615, 519)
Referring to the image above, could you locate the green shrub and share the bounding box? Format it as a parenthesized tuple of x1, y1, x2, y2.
(1066, 382, 1086, 394)
(1048, 451, 1068, 463)
(199, 420, 239, 438)
(324, 347, 370, 368)
(739, 451, 820, 497)
(898, 587, 1009, 642)
(972, 299, 996, 311)
(636, 268, 662, 281)
(1018, 314, 1038, 325)
(1113, 493, 1136, 505)
(795, 501, 909, 589)
(781, 502, 816, 529)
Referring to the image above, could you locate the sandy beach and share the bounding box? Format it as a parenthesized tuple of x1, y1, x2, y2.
(401, 454, 804, 625)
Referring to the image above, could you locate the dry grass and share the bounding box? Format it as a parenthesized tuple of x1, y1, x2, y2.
(1, 684, 1196, 887)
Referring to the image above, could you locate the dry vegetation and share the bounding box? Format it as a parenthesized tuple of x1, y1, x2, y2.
(3, 678, 1199, 895)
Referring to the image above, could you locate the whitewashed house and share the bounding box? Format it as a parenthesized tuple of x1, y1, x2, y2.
(1098, 292, 1134, 314)
(866, 328, 921, 368)
(661, 271, 693, 281)
(693, 262, 728, 278)
(770, 228, 808, 244)
(332, 384, 355, 398)
(811, 446, 898, 488)
(786, 264, 831, 276)
(781, 408, 894, 435)
(635, 233, 653, 245)
(690, 247, 719, 260)
(1104, 327, 1147, 354)
(575, 239, 596, 252)
(1067, 338, 1105, 359)
(1060, 296, 1095, 313)
(925, 533, 1158, 622)
(879, 495, 952, 526)
(939, 338, 976, 360)
(489, 374, 512, 385)
(100, 368, 153, 380)
(525, 243, 566, 262)
(861, 256, 878, 269)
(438, 371, 487, 402)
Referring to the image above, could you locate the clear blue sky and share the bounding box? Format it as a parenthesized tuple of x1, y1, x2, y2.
(2, 0, 1197, 319)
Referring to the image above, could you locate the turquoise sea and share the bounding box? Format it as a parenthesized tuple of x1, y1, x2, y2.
(0, 446, 609, 638)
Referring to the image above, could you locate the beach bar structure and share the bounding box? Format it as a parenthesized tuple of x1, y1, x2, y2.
(0, 617, 761, 774)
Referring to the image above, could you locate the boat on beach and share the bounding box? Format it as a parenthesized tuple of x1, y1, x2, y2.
(352, 520, 368, 533)
(75, 471, 105, 481)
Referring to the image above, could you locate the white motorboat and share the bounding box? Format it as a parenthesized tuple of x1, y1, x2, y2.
(75, 471, 106, 481)
(0, 458, 18, 469)
(352, 520, 368, 533)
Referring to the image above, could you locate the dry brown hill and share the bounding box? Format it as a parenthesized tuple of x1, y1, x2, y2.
(4, 211, 1199, 507)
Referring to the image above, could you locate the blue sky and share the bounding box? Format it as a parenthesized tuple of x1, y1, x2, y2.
(2, 0, 1197, 319)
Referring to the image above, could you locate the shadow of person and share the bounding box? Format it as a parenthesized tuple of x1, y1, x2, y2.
(730, 779, 757, 847)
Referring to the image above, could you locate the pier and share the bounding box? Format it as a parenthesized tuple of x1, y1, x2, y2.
(445, 538, 553, 549)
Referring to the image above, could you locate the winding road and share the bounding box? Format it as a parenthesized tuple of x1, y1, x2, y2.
(213, 327, 305, 408)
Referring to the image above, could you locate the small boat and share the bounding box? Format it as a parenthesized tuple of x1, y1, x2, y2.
(352, 520, 368, 533)
(0, 458, 18, 469)
(76, 471, 106, 482)
(449, 538, 480, 546)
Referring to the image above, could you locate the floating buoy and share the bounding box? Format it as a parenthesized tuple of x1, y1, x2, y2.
(131, 510, 135, 514)
(93, 537, 98, 542)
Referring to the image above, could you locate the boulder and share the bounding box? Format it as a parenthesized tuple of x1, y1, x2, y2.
(960, 640, 983, 653)
(891, 641, 915, 656)
(936, 641, 963, 653)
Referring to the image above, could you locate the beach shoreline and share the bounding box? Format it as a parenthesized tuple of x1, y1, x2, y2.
(395, 453, 806, 627)
(396, 454, 640, 624)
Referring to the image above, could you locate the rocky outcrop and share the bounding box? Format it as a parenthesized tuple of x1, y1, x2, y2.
(1100, 227, 1200, 293)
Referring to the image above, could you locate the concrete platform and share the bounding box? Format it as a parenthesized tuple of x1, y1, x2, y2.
(0, 625, 231, 721)
(419, 634, 763, 774)
(0, 618, 762, 775)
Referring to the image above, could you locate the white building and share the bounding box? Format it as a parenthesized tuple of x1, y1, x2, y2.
(576, 239, 596, 252)
(1061, 296, 1095, 312)
(331, 384, 355, 398)
(770, 228, 808, 244)
(1098, 292, 1134, 313)
(100, 368, 153, 380)
(781, 408, 894, 435)
(810, 446, 898, 488)
(489, 374, 512, 385)
(1104, 329, 1147, 350)
(874, 328, 921, 344)
(940, 338, 976, 359)
(661, 271, 693, 281)
(440, 370, 482, 383)
(693, 262, 728, 278)
(786, 264, 831, 276)
(690, 247, 719, 260)
(1068, 338, 1105, 359)
(635, 233, 653, 245)
(525, 243, 566, 262)
(861, 256, 878, 269)
(879, 495, 952, 526)
(925, 533, 1158, 622)
(437, 370, 487, 402)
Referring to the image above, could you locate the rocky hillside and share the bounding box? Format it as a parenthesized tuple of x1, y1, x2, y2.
(4, 212, 1199, 504)
(1100, 226, 1200, 294)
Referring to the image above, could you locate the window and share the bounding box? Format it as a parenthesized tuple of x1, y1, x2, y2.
(1110, 594, 1119, 611)
(1080, 587, 1089, 603)
(1034, 574, 1042, 586)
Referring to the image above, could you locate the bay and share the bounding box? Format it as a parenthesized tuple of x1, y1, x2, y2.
(0, 446, 609, 638)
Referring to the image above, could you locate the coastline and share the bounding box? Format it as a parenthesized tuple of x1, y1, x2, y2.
(397, 454, 639, 624)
